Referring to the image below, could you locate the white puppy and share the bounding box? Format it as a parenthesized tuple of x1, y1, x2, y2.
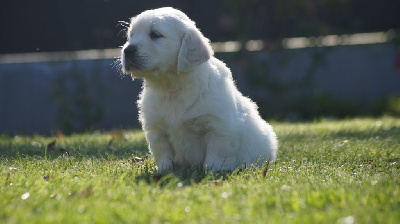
(121, 7, 278, 172)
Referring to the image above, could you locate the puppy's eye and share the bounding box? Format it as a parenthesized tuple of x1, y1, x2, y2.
(149, 30, 164, 40)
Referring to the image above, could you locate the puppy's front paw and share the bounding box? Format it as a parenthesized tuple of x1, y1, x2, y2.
(203, 157, 237, 172)
(155, 157, 174, 173)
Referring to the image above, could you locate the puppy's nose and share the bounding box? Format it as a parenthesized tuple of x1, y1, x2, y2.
(124, 45, 137, 56)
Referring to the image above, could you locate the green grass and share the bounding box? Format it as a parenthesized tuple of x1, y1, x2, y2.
(1, 117, 399, 223)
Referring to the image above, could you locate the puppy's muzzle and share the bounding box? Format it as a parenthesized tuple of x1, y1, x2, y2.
(123, 45, 142, 70)
(124, 45, 137, 57)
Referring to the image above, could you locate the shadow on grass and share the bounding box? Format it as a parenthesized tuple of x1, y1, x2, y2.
(0, 137, 246, 186)
(134, 166, 241, 187)
(2, 124, 398, 186)
(0, 137, 149, 159)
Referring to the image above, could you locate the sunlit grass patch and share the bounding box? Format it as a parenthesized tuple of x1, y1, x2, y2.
(1, 117, 399, 223)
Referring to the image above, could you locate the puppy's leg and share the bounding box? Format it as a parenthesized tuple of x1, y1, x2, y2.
(169, 129, 205, 168)
(145, 130, 175, 172)
(203, 133, 238, 172)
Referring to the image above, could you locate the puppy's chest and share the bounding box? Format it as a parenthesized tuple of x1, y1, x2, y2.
(141, 92, 208, 133)
(154, 100, 186, 127)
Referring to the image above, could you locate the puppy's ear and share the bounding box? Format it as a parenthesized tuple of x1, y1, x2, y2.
(177, 27, 213, 73)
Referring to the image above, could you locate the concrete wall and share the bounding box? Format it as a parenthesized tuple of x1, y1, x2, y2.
(0, 60, 141, 134)
(1, 43, 399, 134)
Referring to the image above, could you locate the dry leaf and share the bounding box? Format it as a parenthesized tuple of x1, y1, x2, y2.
(56, 130, 65, 138)
(111, 131, 123, 140)
(263, 161, 271, 178)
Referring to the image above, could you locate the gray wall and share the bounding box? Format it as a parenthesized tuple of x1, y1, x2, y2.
(1, 43, 400, 134)
(0, 60, 142, 134)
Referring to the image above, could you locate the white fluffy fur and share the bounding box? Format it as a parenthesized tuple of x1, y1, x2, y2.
(121, 7, 278, 172)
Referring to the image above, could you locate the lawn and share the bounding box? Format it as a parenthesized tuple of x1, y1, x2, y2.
(1, 117, 399, 223)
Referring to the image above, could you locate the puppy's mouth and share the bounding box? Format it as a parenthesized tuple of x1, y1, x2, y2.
(122, 45, 147, 73)
(123, 57, 144, 71)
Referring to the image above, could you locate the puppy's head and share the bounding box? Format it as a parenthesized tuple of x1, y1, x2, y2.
(121, 7, 213, 78)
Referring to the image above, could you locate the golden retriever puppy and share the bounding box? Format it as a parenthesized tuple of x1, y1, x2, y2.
(121, 7, 278, 172)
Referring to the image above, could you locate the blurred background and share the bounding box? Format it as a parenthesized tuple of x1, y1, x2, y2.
(0, 0, 400, 134)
